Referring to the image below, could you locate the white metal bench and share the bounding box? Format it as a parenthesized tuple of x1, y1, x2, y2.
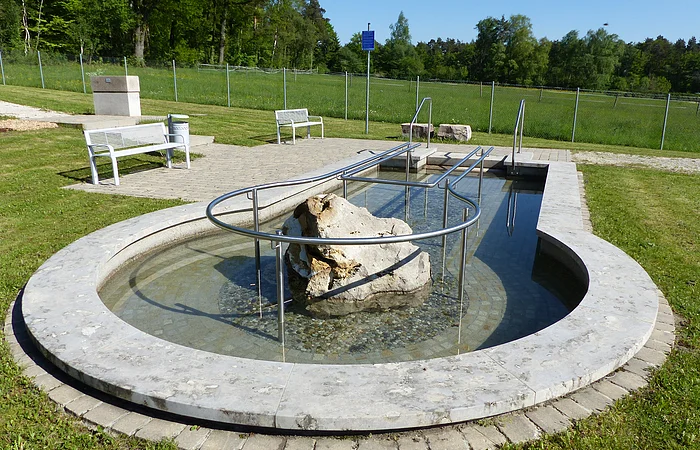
(84, 122, 190, 186)
(275, 108, 324, 144)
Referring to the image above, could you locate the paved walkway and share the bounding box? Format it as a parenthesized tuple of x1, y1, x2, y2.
(65, 138, 570, 202)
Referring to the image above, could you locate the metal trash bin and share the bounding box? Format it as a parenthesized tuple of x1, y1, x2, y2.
(167, 114, 190, 146)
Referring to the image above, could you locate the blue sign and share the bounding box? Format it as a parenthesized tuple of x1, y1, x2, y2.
(362, 30, 375, 51)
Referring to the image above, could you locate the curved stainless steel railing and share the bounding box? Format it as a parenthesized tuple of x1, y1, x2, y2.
(206, 142, 493, 353)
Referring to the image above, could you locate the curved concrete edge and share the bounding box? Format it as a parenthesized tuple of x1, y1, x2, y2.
(19, 159, 660, 432)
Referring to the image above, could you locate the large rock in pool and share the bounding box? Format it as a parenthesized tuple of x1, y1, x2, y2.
(282, 193, 431, 318)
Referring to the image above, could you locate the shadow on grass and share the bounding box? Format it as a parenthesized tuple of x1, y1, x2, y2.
(58, 157, 167, 183)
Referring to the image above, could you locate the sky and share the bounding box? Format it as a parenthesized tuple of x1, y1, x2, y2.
(323, 0, 700, 46)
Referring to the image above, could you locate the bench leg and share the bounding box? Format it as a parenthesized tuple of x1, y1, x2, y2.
(110, 156, 120, 186)
(307, 125, 311, 139)
(166, 149, 173, 169)
(292, 127, 296, 145)
(89, 153, 100, 185)
(321, 123, 324, 139)
(184, 144, 191, 169)
(277, 126, 281, 144)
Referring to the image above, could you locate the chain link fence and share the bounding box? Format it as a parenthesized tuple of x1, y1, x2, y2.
(1, 50, 699, 152)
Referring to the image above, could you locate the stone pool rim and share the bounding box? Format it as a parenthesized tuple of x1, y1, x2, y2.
(21, 153, 658, 432)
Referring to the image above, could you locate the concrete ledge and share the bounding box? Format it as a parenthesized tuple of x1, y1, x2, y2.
(20, 153, 659, 432)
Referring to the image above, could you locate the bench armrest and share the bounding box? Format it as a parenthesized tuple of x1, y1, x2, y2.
(308, 115, 323, 123)
(165, 133, 187, 145)
(87, 143, 115, 154)
(277, 119, 296, 126)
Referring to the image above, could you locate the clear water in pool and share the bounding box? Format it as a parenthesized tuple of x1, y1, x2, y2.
(99, 172, 585, 364)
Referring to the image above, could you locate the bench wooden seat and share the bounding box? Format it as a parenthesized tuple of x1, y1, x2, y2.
(84, 122, 190, 186)
(275, 108, 324, 144)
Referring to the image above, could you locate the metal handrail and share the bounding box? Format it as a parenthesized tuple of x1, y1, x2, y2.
(512, 99, 525, 168)
(409, 97, 433, 149)
(206, 140, 490, 352)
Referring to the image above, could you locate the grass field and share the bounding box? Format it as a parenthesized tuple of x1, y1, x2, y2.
(2, 58, 699, 152)
(0, 87, 698, 448)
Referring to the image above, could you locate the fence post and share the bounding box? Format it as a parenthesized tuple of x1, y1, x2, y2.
(480, 82, 482, 98)
(696, 101, 700, 116)
(613, 93, 619, 108)
(571, 87, 580, 142)
(488, 81, 495, 134)
(172, 60, 178, 102)
(226, 63, 231, 107)
(124, 56, 128, 76)
(660, 93, 671, 150)
(345, 71, 348, 120)
(0, 51, 5, 85)
(38, 51, 45, 89)
(415, 75, 420, 111)
(539, 88, 543, 102)
(79, 53, 86, 93)
(283, 67, 287, 109)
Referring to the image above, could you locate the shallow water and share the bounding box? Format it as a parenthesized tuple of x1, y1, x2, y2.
(100, 171, 585, 364)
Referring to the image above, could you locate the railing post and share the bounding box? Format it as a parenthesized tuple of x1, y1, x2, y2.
(123, 56, 128, 76)
(38, 51, 45, 89)
(442, 180, 450, 249)
(252, 188, 263, 318)
(365, 51, 370, 134)
(0, 50, 6, 85)
(226, 63, 231, 107)
(79, 53, 86, 93)
(571, 87, 580, 142)
(427, 99, 432, 149)
(345, 71, 348, 120)
(172, 60, 178, 102)
(519, 102, 525, 153)
(661, 93, 671, 150)
(488, 81, 495, 134)
(274, 230, 286, 346)
(458, 208, 469, 310)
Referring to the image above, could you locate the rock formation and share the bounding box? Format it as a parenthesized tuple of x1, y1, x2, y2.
(283, 194, 431, 318)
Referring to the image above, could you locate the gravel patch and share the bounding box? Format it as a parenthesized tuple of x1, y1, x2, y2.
(572, 151, 700, 174)
(0, 119, 59, 132)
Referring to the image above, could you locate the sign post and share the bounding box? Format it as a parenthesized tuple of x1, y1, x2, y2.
(362, 25, 374, 134)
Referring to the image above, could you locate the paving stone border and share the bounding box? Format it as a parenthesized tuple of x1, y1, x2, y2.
(9, 147, 675, 446)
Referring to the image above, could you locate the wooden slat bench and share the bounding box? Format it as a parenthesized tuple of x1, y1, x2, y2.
(275, 108, 324, 144)
(84, 122, 190, 186)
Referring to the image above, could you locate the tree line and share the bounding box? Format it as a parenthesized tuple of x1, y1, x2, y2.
(1, 0, 698, 94)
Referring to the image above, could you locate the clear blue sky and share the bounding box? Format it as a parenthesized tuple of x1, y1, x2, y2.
(323, 0, 699, 46)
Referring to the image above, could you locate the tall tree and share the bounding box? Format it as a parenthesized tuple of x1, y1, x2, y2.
(0, 0, 21, 50)
(378, 11, 422, 78)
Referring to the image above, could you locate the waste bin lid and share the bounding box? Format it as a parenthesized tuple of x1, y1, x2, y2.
(168, 114, 189, 120)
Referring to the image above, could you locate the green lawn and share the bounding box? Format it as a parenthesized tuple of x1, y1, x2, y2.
(2, 59, 700, 152)
(0, 88, 698, 449)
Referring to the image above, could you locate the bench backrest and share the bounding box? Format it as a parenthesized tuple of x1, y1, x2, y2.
(84, 123, 168, 149)
(275, 108, 309, 124)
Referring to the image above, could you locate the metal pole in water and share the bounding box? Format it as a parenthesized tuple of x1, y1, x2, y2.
(283, 67, 287, 109)
(226, 63, 231, 107)
(0, 51, 5, 85)
(478, 149, 484, 205)
(458, 208, 469, 319)
(661, 93, 671, 150)
(488, 81, 495, 134)
(275, 230, 286, 347)
(172, 60, 178, 102)
(343, 176, 348, 199)
(442, 180, 450, 249)
(424, 188, 428, 218)
(38, 51, 45, 89)
(79, 53, 86, 93)
(345, 71, 348, 120)
(571, 87, 580, 142)
(124, 56, 128, 76)
(252, 189, 263, 317)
